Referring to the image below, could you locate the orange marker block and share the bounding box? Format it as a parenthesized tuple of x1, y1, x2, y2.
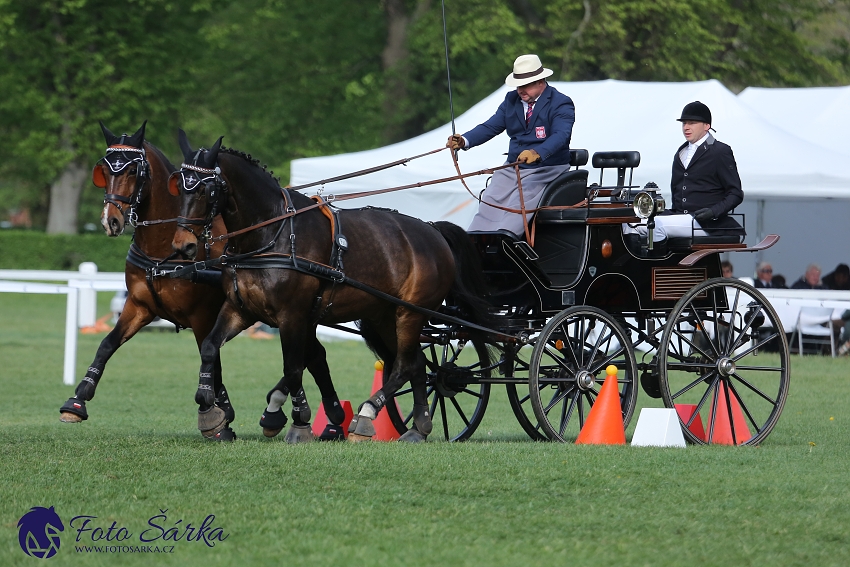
(370, 361, 401, 441)
(675, 403, 707, 442)
(575, 365, 626, 445)
(706, 381, 751, 445)
(312, 400, 354, 439)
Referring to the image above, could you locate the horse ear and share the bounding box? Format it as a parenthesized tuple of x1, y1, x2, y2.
(127, 120, 147, 148)
(167, 173, 181, 196)
(177, 129, 193, 161)
(92, 164, 107, 188)
(208, 136, 224, 163)
(100, 121, 119, 146)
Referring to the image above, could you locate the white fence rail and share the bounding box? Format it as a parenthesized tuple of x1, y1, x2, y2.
(0, 264, 125, 385)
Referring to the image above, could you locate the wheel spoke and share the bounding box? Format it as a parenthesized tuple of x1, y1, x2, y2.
(449, 396, 471, 427)
(542, 344, 577, 375)
(671, 369, 717, 400)
(687, 375, 719, 428)
(559, 392, 579, 436)
(730, 372, 777, 405)
(722, 379, 739, 445)
(543, 385, 573, 415)
(724, 288, 742, 353)
(732, 331, 781, 360)
(458, 388, 484, 399)
(706, 378, 721, 444)
(439, 396, 450, 441)
(727, 379, 763, 435)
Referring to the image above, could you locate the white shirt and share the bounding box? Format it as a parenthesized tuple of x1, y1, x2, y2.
(680, 132, 709, 168)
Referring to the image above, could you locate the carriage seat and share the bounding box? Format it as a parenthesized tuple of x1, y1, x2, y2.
(667, 214, 746, 250)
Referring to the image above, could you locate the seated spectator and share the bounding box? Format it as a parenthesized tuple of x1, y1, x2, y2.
(822, 263, 850, 290)
(771, 274, 788, 289)
(791, 264, 824, 290)
(839, 310, 850, 356)
(754, 261, 774, 288)
(721, 261, 734, 278)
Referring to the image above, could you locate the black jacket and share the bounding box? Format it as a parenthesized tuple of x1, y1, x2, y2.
(669, 134, 745, 235)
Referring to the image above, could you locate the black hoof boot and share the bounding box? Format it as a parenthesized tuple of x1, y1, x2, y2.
(59, 398, 88, 422)
(317, 423, 345, 441)
(322, 397, 346, 426)
(211, 427, 237, 441)
(260, 409, 288, 438)
(215, 385, 235, 424)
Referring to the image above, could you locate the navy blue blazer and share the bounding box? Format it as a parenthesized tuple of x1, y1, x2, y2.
(462, 85, 575, 168)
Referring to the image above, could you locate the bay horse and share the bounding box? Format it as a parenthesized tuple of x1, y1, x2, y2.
(59, 122, 347, 440)
(169, 131, 491, 442)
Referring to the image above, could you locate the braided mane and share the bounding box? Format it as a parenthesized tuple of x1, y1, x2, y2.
(220, 146, 280, 185)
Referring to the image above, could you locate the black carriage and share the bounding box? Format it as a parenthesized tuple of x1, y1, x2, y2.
(387, 150, 790, 445)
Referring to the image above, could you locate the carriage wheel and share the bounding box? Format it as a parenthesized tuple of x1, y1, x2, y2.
(503, 344, 548, 441)
(386, 339, 491, 442)
(528, 306, 638, 442)
(658, 278, 790, 445)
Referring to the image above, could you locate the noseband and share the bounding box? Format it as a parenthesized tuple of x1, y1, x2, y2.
(100, 144, 149, 227)
(174, 158, 228, 252)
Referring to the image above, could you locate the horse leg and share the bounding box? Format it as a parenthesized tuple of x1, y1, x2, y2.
(191, 320, 236, 441)
(305, 333, 346, 431)
(279, 326, 315, 444)
(60, 297, 156, 422)
(196, 304, 251, 439)
(350, 316, 431, 442)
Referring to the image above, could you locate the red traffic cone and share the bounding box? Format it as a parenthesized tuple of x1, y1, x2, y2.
(575, 365, 626, 445)
(312, 400, 354, 440)
(370, 361, 402, 441)
(675, 404, 707, 442)
(706, 381, 751, 445)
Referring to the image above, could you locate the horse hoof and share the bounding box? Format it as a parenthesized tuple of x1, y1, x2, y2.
(59, 398, 88, 421)
(212, 427, 237, 442)
(398, 429, 428, 443)
(259, 408, 287, 437)
(317, 424, 345, 441)
(347, 432, 373, 443)
(284, 424, 314, 444)
(350, 415, 376, 437)
(198, 406, 227, 439)
(263, 428, 283, 438)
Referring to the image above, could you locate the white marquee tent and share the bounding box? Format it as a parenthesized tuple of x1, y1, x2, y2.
(290, 79, 850, 281)
(739, 85, 850, 155)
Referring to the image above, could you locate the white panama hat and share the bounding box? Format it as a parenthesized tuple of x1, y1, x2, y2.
(505, 54, 554, 87)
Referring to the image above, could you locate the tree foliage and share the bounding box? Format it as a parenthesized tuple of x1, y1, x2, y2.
(0, 0, 847, 231)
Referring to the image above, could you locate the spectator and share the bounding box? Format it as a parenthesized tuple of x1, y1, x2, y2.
(721, 261, 734, 278)
(791, 264, 824, 290)
(822, 263, 850, 290)
(838, 311, 850, 356)
(754, 261, 774, 288)
(771, 274, 788, 289)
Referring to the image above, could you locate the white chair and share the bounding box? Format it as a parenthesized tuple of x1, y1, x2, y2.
(790, 307, 836, 357)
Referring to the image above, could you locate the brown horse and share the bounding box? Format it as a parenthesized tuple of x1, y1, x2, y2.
(169, 131, 491, 442)
(58, 122, 239, 438)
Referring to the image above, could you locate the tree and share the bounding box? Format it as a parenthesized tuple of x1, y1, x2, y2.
(0, 0, 208, 233)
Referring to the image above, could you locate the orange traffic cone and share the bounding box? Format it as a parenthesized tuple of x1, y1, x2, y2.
(706, 381, 751, 445)
(575, 365, 626, 445)
(370, 360, 401, 441)
(675, 404, 707, 442)
(312, 400, 354, 440)
(80, 313, 113, 334)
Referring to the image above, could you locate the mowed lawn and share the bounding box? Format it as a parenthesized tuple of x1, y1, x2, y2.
(1, 292, 848, 567)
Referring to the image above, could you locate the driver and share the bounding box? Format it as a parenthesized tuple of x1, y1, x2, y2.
(446, 54, 575, 236)
(624, 101, 744, 245)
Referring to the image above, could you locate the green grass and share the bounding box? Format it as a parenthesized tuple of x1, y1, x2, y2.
(1, 293, 848, 566)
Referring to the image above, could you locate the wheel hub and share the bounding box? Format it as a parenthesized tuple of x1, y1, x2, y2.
(576, 370, 595, 391)
(716, 357, 736, 377)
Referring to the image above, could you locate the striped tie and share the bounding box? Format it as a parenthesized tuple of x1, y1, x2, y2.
(525, 101, 535, 125)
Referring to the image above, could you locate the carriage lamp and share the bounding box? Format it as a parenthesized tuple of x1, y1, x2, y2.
(632, 191, 666, 219)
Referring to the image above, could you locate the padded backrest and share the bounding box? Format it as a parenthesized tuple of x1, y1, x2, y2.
(538, 169, 589, 207)
(570, 149, 589, 167)
(592, 151, 641, 169)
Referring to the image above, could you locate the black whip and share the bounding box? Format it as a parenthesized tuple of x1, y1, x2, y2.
(440, 0, 458, 156)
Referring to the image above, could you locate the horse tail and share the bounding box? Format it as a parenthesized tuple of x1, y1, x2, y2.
(432, 221, 493, 330)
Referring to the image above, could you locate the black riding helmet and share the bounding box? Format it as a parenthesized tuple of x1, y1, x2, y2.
(677, 101, 711, 124)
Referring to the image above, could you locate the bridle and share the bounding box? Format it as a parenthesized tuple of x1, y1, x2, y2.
(172, 151, 228, 252)
(96, 144, 150, 227)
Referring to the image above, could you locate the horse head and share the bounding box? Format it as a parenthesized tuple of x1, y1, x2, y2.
(95, 121, 150, 236)
(170, 129, 225, 260)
